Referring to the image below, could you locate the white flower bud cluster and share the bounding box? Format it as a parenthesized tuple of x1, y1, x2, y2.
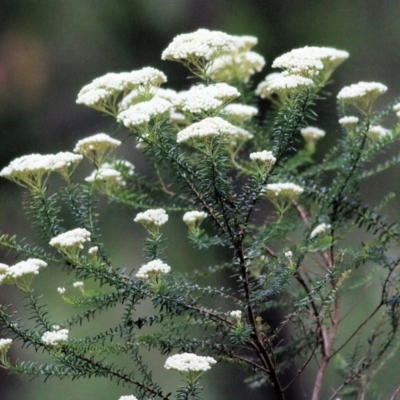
(230, 310, 242, 320)
(393, 103, 400, 118)
(0, 152, 83, 185)
(135, 259, 171, 279)
(117, 97, 172, 128)
(57, 287, 66, 295)
(0, 258, 47, 284)
(49, 228, 91, 250)
(367, 125, 390, 140)
(41, 329, 69, 346)
(338, 116, 359, 128)
(173, 83, 240, 114)
(249, 151, 276, 169)
(88, 246, 98, 255)
(337, 82, 387, 102)
(161, 29, 235, 62)
(310, 223, 331, 239)
(221, 104, 258, 124)
(73, 281, 84, 288)
(272, 46, 349, 79)
(176, 117, 244, 144)
(85, 163, 124, 185)
(74, 133, 121, 157)
(183, 211, 208, 226)
(300, 127, 326, 141)
(164, 352, 216, 373)
(0, 338, 12, 353)
(256, 73, 313, 98)
(134, 209, 169, 227)
(265, 183, 304, 199)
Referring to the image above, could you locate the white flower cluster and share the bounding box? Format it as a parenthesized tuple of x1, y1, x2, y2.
(118, 396, 138, 400)
(76, 67, 167, 110)
(117, 97, 172, 128)
(134, 209, 169, 228)
(265, 183, 304, 199)
(176, 117, 248, 144)
(337, 81, 387, 102)
(284, 251, 293, 258)
(310, 223, 331, 239)
(256, 72, 313, 98)
(0, 152, 83, 187)
(0, 338, 12, 353)
(393, 103, 400, 114)
(135, 259, 171, 279)
(173, 83, 240, 114)
(85, 163, 124, 186)
(41, 329, 69, 346)
(230, 310, 242, 320)
(221, 103, 258, 124)
(183, 211, 208, 226)
(338, 116, 359, 129)
(49, 228, 91, 249)
(73, 281, 84, 288)
(74, 133, 121, 157)
(161, 28, 234, 62)
(272, 46, 349, 79)
(249, 151, 276, 169)
(367, 125, 389, 140)
(300, 127, 325, 142)
(164, 353, 216, 373)
(0, 258, 47, 285)
(120, 87, 178, 111)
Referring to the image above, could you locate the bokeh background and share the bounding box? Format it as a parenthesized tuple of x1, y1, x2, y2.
(1, 1, 400, 399)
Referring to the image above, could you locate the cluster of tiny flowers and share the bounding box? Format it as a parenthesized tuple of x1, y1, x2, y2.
(74, 133, 121, 158)
(0, 258, 47, 285)
(0, 338, 12, 353)
(161, 28, 234, 62)
(173, 83, 240, 114)
(176, 117, 242, 144)
(57, 287, 66, 295)
(117, 396, 138, 400)
(230, 310, 242, 320)
(73, 281, 84, 288)
(49, 228, 91, 249)
(76, 67, 167, 110)
(300, 127, 326, 142)
(393, 103, 400, 118)
(134, 209, 169, 227)
(135, 259, 171, 279)
(272, 46, 349, 78)
(88, 246, 98, 255)
(284, 251, 293, 258)
(0, 152, 83, 186)
(337, 81, 387, 102)
(310, 223, 331, 239)
(183, 211, 208, 228)
(41, 329, 69, 346)
(255, 73, 313, 98)
(367, 125, 390, 140)
(265, 183, 304, 199)
(221, 103, 258, 124)
(338, 116, 359, 128)
(117, 97, 172, 128)
(249, 151, 276, 168)
(164, 353, 216, 373)
(85, 163, 124, 185)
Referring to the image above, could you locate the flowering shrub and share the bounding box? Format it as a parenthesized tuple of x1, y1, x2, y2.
(1, 28, 400, 400)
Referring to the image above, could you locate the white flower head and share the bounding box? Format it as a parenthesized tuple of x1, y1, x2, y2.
(339, 116, 359, 129)
(74, 133, 121, 166)
(164, 352, 216, 373)
(52, 325, 61, 331)
(50, 228, 91, 250)
(300, 127, 325, 142)
(73, 281, 84, 288)
(265, 183, 304, 200)
(88, 246, 99, 256)
(134, 209, 169, 234)
(85, 163, 123, 185)
(284, 251, 293, 258)
(367, 125, 390, 140)
(57, 287, 66, 295)
(249, 151, 276, 170)
(162, 29, 235, 62)
(174, 83, 240, 114)
(41, 329, 69, 346)
(310, 223, 331, 239)
(256, 73, 313, 98)
(0, 338, 12, 354)
(230, 310, 242, 320)
(393, 103, 400, 112)
(136, 259, 171, 280)
(176, 117, 242, 144)
(221, 104, 258, 124)
(6, 258, 47, 280)
(183, 211, 207, 230)
(117, 97, 172, 129)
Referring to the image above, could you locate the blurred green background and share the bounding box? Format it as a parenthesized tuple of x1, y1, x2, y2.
(1, 1, 400, 399)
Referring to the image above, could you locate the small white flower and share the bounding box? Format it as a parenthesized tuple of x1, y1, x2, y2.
(164, 353, 216, 373)
(300, 127, 325, 141)
(367, 125, 390, 140)
(337, 82, 387, 102)
(249, 151, 276, 168)
(74, 133, 121, 158)
(118, 396, 138, 400)
(264, 183, 304, 199)
(284, 251, 293, 258)
(221, 104, 258, 124)
(52, 325, 61, 331)
(5, 258, 47, 281)
(57, 287, 66, 295)
(338, 116, 359, 128)
(73, 281, 84, 288)
(41, 329, 69, 346)
(256, 73, 313, 98)
(88, 246, 98, 255)
(49, 228, 91, 250)
(85, 163, 123, 184)
(136, 259, 171, 279)
(183, 211, 208, 226)
(134, 209, 169, 228)
(0, 338, 12, 354)
(393, 103, 400, 112)
(230, 310, 242, 320)
(310, 223, 331, 239)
